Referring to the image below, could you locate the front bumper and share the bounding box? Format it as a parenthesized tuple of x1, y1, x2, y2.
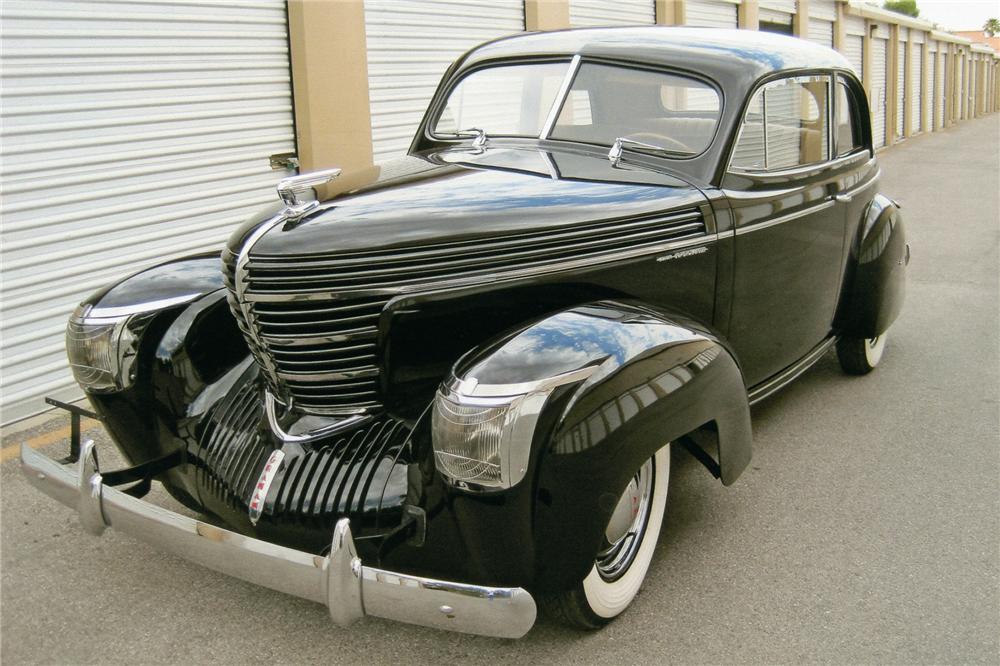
(19, 440, 536, 638)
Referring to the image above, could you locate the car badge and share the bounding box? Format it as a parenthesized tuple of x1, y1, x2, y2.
(248, 450, 285, 525)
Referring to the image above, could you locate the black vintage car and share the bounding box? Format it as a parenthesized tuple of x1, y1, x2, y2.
(23, 28, 906, 637)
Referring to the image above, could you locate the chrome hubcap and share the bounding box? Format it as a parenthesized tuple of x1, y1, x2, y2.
(595, 458, 654, 582)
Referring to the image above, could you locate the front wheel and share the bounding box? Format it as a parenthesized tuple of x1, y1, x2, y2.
(541, 443, 670, 629)
(836, 331, 888, 375)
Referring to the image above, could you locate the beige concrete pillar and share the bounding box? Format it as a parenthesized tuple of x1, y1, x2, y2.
(793, 0, 809, 38)
(739, 0, 759, 30)
(526, 0, 570, 30)
(656, 0, 685, 25)
(287, 0, 374, 174)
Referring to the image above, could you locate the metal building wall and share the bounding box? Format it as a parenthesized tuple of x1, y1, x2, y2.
(808, 0, 836, 48)
(0, 0, 296, 424)
(896, 31, 907, 138)
(569, 0, 654, 26)
(364, 0, 525, 163)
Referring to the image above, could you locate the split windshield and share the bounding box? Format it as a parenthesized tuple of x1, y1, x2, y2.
(432, 60, 722, 157)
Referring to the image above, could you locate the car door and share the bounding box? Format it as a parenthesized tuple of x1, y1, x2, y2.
(720, 74, 852, 387)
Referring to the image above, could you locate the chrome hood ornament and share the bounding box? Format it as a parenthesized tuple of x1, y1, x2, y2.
(276, 167, 341, 220)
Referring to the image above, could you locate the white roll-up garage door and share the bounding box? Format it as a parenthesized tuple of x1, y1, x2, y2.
(937, 51, 947, 129)
(759, 0, 794, 28)
(844, 35, 864, 77)
(808, 19, 834, 48)
(569, 0, 654, 27)
(929, 42, 938, 130)
(896, 31, 906, 138)
(685, 0, 738, 28)
(872, 37, 889, 148)
(365, 0, 524, 163)
(808, 0, 836, 48)
(843, 14, 865, 77)
(910, 34, 923, 133)
(0, 0, 296, 425)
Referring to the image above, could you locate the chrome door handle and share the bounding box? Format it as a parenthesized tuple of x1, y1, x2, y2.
(833, 193, 853, 204)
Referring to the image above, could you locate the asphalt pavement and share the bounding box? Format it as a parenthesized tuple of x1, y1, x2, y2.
(2, 114, 998, 665)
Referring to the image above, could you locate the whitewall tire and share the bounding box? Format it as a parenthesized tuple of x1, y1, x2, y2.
(542, 443, 670, 628)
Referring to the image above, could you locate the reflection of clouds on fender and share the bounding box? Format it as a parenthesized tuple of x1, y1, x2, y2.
(552, 345, 721, 456)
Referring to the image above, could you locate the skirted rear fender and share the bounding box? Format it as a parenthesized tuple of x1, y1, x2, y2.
(446, 301, 752, 591)
(835, 194, 908, 338)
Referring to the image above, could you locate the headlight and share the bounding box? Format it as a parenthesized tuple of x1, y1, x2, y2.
(431, 367, 596, 491)
(66, 305, 151, 392)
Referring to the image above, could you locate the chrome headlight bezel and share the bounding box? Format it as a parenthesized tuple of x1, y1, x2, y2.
(430, 367, 597, 492)
(66, 305, 153, 393)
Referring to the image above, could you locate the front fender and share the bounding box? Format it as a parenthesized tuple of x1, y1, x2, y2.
(835, 194, 908, 338)
(450, 301, 751, 591)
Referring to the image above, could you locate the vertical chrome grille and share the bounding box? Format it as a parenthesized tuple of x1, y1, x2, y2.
(224, 206, 707, 415)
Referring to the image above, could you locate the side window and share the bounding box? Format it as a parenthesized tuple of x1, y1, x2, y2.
(731, 76, 831, 171)
(836, 81, 863, 156)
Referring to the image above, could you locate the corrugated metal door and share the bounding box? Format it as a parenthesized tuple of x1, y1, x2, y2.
(929, 44, 938, 130)
(808, 0, 836, 48)
(0, 0, 296, 425)
(910, 40, 922, 132)
(896, 38, 906, 137)
(365, 0, 524, 163)
(759, 0, 794, 27)
(808, 19, 834, 48)
(938, 51, 948, 128)
(685, 0, 738, 28)
(872, 38, 888, 148)
(844, 35, 864, 77)
(569, 0, 654, 26)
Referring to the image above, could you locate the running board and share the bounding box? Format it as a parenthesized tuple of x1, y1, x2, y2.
(747, 336, 838, 407)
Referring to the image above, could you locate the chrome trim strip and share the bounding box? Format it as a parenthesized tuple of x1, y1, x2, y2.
(243, 234, 716, 303)
(733, 200, 836, 237)
(540, 54, 580, 139)
(19, 444, 536, 637)
(265, 392, 372, 443)
(748, 336, 838, 406)
(87, 293, 211, 319)
(451, 365, 599, 399)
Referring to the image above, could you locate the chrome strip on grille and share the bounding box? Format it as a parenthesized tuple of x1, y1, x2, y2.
(226, 207, 710, 416)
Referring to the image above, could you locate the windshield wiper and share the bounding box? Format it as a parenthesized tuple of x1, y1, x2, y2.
(437, 127, 488, 149)
(608, 136, 687, 167)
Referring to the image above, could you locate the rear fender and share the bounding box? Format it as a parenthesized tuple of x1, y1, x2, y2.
(835, 194, 908, 338)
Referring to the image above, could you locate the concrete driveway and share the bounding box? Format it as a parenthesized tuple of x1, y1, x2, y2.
(2, 114, 997, 665)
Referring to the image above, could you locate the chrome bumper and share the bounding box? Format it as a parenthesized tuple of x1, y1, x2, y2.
(19, 441, 536, 638)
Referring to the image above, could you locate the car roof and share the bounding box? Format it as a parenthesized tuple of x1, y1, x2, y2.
(461, 27, 853, 80)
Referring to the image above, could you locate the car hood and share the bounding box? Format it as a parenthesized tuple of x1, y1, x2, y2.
(234, 146, 708, 257)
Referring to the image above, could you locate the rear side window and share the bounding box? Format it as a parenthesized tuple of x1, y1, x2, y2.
(731, 75, 831, 171)
(836, 81, 863, 156)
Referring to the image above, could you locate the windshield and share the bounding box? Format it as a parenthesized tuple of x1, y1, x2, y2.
(432, 61, 722, 157)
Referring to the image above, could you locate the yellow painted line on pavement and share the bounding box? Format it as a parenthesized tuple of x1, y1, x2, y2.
(0, 419, 102, 464)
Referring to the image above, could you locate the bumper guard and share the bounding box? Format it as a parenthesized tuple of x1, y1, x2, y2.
(19, 440, 536, 638)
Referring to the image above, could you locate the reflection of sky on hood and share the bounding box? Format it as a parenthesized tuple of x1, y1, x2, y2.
(469, 305, 704, 385)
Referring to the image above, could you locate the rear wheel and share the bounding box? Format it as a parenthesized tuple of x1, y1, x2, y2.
(542, 443, 670, 629)
(836, 331, 888, 375)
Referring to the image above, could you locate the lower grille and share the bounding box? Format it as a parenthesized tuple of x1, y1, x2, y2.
(193, 365, 411, 529)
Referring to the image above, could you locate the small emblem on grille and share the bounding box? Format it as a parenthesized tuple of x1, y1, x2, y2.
(248, 450, 285, 525)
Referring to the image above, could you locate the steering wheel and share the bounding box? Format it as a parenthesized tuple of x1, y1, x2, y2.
(624, 132, 691, 154)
